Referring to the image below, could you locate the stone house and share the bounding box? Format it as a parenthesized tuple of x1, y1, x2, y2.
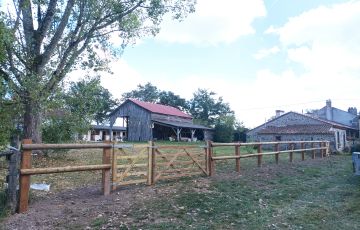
(108, 99, 213, 141)
(309, 100, 359, 140)
(247, 111, 350, 152)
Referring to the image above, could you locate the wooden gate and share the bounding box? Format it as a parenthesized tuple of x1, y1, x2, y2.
(151, 145, 209, 183)
(112, 142, 209, 189)
(112, 144, 149, 190)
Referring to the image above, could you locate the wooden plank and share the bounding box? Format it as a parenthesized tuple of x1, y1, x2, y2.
(102, 141, 111, 196)
(20, 164, 111, 175)
(301, 142, 305, 161)
(117, 171, 147, 177)
(156, 160, 205, 167)
(154, 152, 204, 158)
(116, 154, 148, 160)
(184, 149, 208, 175)
(117, 163, 147, 169)
(19, 139, 32, 213)
(22, 143, 112, 150)
(112, 144, 117, 191)
(155, 145, 204, 149)
(235, 145, 240, 172)
(115, 179, 147, 186)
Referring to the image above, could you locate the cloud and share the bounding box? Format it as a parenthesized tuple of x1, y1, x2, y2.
(267, 1, 360, 73)
(156, 0, 267, 45)
(253, 46, 280, 60)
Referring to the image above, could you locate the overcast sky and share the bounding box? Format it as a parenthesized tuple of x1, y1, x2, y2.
(11, 0, 360, 128)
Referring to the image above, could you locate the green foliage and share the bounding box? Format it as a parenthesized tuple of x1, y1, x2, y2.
(122, 82, 160, 103)
(42, 76, 118, 143)
(0, 0, 196, 141)
(159, 90, 189, 111)
(189, 88, 233, 126)
(214, 115, 236, 142)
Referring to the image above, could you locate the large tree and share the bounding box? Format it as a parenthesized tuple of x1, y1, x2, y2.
(189, 88, 233, 126)
(0, 0, 195, 143)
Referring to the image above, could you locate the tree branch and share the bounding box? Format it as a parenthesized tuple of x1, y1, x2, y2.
(19, 0, 35, 51)
(0, 68, 22, 95)
(37, 0, 75, 73)
(35, 0, 58, 55)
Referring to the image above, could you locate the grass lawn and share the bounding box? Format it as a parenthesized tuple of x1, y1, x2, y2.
(2, 142, 360, 229)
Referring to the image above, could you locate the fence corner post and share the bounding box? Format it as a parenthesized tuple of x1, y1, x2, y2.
(147, 141, 155, 185)
(18, 139, 32, 213)
(207, 141, 215, 176)
(102, 140, 111, 196)
(7, 140, 20, 214)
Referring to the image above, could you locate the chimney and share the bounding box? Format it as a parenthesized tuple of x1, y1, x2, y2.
(348, 107, 358, 116)
(325, 99, 333, 121)
(275, 110, 284, 117)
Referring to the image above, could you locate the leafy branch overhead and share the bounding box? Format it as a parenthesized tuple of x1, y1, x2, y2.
(0, 0, 196, 142)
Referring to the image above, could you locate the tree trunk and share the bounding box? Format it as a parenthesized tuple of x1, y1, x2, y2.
(23, 99, 42, 144)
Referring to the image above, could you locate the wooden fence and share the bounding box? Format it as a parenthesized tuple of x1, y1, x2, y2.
(208, 141, 330, 176)
(19, 139, 112, 213)
(112, 142, 208, 190)
(17, 139, 330, 213)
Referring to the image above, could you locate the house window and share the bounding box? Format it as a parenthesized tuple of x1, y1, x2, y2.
(275, 136, 281, 141)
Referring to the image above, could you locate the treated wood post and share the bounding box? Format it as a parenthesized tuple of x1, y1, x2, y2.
(102, 141, 111, 196)
(311, 142, 315, 159)
(18, 139, 32, 213)
(257, 144, 262, 167)
(111, 144, 117, 191)
(208, 141, 215, 176)
(289, 143, 294, 163)
(235, 145, 240, 172)
(321, 142, 325, 158)
(147, 141, 155, 185)
(301, 142, 305, 161)
(275, 143, 279, 164)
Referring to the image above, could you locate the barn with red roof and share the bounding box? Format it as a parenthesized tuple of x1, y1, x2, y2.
(109, 99, 212, 141)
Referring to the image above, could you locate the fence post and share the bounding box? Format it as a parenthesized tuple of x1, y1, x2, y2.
(102, 141, 111, 196)
(235, 145, 240, 173)
(111, 144, 117, 191)
(321, 142, 325, 158)
(6, 136, 20, 213)
(147, 141, 155, 185)
(301, 142, 305, 161)
(275, 143, 279, 164)
(289, 143, 294, 163)
(311, 142, 315, 159)
(257, 144, 262, 167)
(18, 139, 32, 213)
(208, 141, 215, 176)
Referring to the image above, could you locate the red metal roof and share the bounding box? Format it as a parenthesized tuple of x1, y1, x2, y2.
(129, 99, 192, 119)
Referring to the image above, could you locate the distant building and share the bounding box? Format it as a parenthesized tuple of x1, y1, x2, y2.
(109, 99, 212, 141)
(83, 125, 126, 141)
(308, 99, 359, 139)
(247, 111, 352, 152)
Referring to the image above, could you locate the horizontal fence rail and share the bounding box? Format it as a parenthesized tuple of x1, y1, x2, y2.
(208, 141, 330, 176)
(18, 139, 112, 213)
